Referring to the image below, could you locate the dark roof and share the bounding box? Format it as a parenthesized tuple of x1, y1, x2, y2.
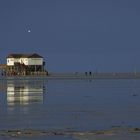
(7, 53, 43, 58)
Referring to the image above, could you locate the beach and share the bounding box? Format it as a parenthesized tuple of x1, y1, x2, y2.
(0, 78, 140, 139)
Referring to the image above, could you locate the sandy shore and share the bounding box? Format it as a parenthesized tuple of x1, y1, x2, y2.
(48, 72, 140, 79)
(1, 72, 140, 80)
(0, 127, 140, 139)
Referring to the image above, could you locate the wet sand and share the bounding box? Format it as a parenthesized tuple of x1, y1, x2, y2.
(0, 79, 140, 139)
(0, 127, 140, 140)
(47, 72, 140, 79)
(1, 72, 140, 80)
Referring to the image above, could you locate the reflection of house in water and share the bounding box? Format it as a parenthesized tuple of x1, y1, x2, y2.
(7, 80, 46, 106)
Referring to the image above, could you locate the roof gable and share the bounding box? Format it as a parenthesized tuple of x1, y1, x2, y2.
(7, 53, 43, 58)
(28, 53, 43, 58)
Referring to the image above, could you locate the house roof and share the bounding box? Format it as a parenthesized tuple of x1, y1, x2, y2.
(7, 53, 43, 58)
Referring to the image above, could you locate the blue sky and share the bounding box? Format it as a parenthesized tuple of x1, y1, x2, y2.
(0, 0, 140, 72)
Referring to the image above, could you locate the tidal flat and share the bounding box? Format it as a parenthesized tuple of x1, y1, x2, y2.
(0, 78, 140, 139)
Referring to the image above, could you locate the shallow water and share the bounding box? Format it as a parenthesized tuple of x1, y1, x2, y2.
(0, 78, 140, 139)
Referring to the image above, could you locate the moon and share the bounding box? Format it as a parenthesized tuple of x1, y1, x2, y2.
(28, 30, 31, 33)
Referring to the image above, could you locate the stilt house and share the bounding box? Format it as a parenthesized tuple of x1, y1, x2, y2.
(6, 53, 47, 75)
